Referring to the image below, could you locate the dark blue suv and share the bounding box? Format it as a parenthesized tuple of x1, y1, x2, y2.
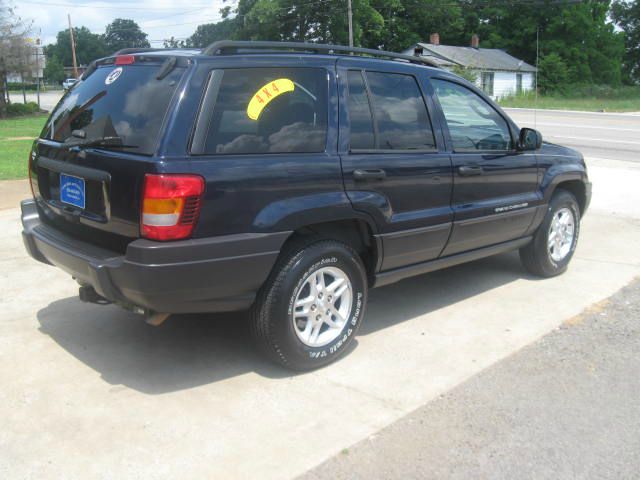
(22, 41, 591, 370)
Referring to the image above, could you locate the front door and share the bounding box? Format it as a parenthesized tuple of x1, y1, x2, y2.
(337, 59, 453, 271)
(430, 77, 539, 256)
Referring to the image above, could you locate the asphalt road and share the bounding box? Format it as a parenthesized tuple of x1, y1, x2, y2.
(1, 108, 639, 479)
(304, 278, 640, 480)
(506, 108, 640, 163)
(8, 92, 640, 163)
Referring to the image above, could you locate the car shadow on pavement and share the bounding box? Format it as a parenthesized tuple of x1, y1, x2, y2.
(36, 251, 530, 394)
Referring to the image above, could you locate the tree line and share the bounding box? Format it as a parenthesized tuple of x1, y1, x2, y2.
(43, 18, 150, 84)
(168, 0, 640, 89)
(13, 0, 640, 92)
(169, 0, 634, 90)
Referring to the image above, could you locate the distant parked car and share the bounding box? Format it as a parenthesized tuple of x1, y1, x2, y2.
(62, 78, 77, 90)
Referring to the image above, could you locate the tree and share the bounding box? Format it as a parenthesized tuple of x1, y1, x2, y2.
(163, 36, 185, 48)
(538, 52, 568, 93)
(451, 65, 478, 84)
(43, 55, 65, 84)
(0, 0, 32, 115)
(103, 18, 150, 53)
(612, 0, 640, 83)
(457, 0, 623, 87)
(365, 0, 461, 51)
(44, 26, 108, 67)
(184, 18, 239, 47)
(182, 0, 624, 89)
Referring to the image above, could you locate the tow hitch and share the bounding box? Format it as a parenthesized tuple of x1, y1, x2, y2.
(79, 285, 111, 305)
(78, 285, 170, 326)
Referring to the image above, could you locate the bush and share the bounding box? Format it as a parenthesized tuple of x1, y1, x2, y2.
(6, 83, 41, 92)
(538, 53, 569, 94)
(6, 102, 41, 116)
(451, 66, 479, 84)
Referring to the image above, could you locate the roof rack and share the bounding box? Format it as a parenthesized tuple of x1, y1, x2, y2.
(112, 48, 169, 56)
(201, 40, 440, 68)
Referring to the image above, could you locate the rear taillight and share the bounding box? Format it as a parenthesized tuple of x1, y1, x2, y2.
(141, 174, 205, 241)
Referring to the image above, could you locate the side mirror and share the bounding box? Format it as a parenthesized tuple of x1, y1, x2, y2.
(518, 127, 542, 151)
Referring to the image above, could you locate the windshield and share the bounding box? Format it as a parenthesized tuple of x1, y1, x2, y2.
(42, 62, 185, 155)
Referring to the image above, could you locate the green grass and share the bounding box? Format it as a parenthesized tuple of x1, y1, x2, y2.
(498, 86, 640, 112)
(0, 114, 47, 180)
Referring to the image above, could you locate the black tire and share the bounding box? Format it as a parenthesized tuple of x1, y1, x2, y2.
(520, 189, 581, 277)
(250, 238, 368, 371)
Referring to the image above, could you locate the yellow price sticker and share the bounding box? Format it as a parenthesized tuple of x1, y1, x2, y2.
(247, 78, 295, 120)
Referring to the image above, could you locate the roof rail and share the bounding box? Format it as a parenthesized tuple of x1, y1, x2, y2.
(201, 40, 440, 68)
(112, 47, 169, 56)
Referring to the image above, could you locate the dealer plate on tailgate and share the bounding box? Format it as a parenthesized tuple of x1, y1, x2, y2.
(60, 173, 85, 209)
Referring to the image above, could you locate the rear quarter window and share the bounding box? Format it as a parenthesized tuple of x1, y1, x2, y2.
(192, 67, 328, 155)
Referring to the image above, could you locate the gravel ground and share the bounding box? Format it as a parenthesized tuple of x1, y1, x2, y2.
(302, 278, 640, 480)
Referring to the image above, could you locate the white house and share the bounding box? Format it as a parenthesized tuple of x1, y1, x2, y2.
(404, 34, 537, 99)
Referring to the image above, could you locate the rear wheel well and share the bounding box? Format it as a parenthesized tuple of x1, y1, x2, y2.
(555, 180, 586, 215)
(281, 219, 378, 284)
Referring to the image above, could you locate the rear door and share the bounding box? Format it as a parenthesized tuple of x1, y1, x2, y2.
(30, 56, 187, 249)
(429, 77, 539, 256)
(337, 59, 453, 271)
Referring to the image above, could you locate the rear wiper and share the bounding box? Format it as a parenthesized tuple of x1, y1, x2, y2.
(63, 135, 138, 150)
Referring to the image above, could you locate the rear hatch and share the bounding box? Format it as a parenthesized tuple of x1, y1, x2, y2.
(30, 54, 187, 252)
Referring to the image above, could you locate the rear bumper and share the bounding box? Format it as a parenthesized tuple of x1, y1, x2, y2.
(21, 199, 289, 313)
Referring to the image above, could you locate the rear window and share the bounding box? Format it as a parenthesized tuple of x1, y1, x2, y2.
(41, 62, 185, 155)
(192, 67, 328, 155)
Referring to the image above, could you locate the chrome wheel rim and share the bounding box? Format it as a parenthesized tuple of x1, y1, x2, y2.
(548, 207, 575, 262)
(292, 266, 353, 347)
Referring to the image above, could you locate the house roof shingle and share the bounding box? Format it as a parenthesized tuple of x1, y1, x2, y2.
(405, 43, 537, 73)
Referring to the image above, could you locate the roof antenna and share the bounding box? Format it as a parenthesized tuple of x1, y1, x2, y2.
(535, 26, 539, 129)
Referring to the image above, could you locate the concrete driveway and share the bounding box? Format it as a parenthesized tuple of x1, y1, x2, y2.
(1, 109, 639, 479)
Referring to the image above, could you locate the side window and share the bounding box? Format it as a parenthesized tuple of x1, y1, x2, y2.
(346, 70, 436, 151)
(366, 72, 436, 150)
(194, 67, 327, 154)
(432, 79, 512, 152)
(347, 70, 375, 149)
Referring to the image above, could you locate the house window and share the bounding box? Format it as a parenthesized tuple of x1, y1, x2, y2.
(516, 73, 523, 94)
(481, 72, 494, 96)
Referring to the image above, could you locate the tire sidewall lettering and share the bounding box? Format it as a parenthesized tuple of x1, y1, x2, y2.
(310, 291, 363, 358)
(547, 199, 580, 269)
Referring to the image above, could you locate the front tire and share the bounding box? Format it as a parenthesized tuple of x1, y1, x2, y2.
(520, 190, 581, 277)
(250, 239, 368, 371)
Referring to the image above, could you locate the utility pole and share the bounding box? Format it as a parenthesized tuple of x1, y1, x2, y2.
(347, 0, 354, 47)
(35, 37, 40, 108)
(68, 14, 78, 79)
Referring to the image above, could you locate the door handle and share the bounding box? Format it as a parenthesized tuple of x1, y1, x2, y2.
(458, 165, 483, 176)
(353, 169, 387, 181)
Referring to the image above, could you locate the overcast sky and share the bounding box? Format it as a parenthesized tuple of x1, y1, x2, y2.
(15, 0, 231, 46)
